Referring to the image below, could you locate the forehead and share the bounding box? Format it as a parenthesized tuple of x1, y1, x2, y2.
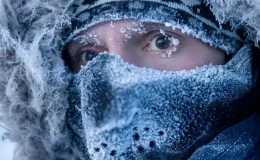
(67, 20, 204, 54)
(76, 20, 186, 37)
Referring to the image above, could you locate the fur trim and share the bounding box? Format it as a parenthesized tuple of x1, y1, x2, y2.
(0, 0, 81, 159)
(206, 0, 260, 47)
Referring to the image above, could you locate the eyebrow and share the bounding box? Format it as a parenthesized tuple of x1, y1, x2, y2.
(73, 34, 104, 46)
(123, 22, 184, 38)
(70, 21, 184, 52)
(141, 22, 162, 29)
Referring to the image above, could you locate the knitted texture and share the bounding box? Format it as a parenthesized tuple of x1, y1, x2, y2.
(65, 0, 244, 54)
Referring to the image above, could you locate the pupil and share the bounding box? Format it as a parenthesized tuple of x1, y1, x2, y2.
(156, 36, 170, 49)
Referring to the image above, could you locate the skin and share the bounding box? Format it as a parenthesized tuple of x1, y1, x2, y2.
(67, 20, 226, 72)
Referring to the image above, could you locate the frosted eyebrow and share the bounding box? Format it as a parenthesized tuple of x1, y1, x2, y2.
(137, 22, 169, 31)
(125, 22, 184, 38)
(117, 22, 171, 41)
(73, 33, 104, 46)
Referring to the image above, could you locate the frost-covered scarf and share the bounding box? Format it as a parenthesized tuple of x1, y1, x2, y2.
(66, 45, 254, 159)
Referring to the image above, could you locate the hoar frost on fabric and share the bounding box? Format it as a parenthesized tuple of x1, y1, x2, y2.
(67, 45, 254, 159)
(0, 0, 82, 160)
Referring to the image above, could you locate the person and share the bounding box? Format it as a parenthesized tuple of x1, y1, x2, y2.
(0, 0, 259, 160)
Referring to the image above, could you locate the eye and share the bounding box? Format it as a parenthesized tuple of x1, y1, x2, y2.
(151, 35, 171, 50)
(79, 50, 99, 65)
(147, 34, 180, 51)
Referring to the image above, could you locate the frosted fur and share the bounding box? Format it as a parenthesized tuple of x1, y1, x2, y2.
(206, 0, 260, 46)
(0, 1, 259, 160)
(0, 0, 81, 160)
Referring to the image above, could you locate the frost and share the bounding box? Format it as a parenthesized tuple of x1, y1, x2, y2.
(119, 27, 126, 33)
(206, 0, 260, 47)
(73, 32, 104, 46)
(181, 26, 192, 35)
(110, 21, 115, 28)
(170, 37, 180, 46)
(119, 21, 147, 40)
(166, 50, 172, 57)
(0, 0, 79, 160)
(128, 1, 145, 9)
(165, 22, 172, 27)
(73, 45, 253, 159)
(94, 106, 139, 135)
(160, 29, 166, 35)
(166, 47, 177, 58)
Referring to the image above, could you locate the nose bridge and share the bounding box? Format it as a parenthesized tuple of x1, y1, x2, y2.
(104, 29, 134, 63)
(108, 39, 126, 55)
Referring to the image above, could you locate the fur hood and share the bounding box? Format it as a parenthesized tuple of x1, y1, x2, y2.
(0, 0, 259, 159)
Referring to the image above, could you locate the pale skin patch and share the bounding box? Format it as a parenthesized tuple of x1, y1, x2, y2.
(67, 20, 226, 72)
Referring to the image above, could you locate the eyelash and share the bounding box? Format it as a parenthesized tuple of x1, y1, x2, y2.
(149, 33, 167, 42)
(144, 32, 179, 52)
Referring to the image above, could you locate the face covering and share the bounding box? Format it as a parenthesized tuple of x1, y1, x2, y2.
(67, 45, 253, 160)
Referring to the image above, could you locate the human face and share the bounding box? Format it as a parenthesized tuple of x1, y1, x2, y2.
(67, 20, 226, 72)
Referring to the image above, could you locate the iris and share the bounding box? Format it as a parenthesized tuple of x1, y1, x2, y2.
(155, 35, 171, 49)
(81, 51, 98, 63)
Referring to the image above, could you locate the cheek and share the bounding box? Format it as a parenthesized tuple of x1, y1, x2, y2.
(127, 46, 226, 71)
(177, 42, 226, 69)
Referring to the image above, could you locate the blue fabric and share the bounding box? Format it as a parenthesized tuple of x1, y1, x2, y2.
(190, 113, 260, 160)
